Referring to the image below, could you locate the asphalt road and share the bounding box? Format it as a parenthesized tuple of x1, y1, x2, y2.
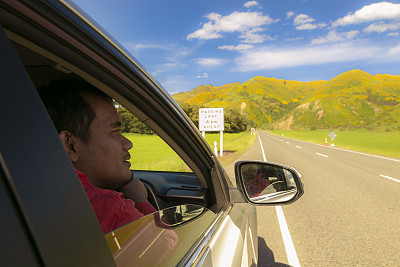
(226, 131, 400, 266)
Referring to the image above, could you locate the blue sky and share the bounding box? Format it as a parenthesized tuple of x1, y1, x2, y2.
(72, 0, 400, 94)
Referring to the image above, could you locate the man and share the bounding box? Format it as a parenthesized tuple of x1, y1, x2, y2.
(39, 79, 156, 234)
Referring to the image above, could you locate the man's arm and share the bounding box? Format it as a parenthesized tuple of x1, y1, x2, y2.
(120, 177, 151, 205)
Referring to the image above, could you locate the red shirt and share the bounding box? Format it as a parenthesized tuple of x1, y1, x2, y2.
(76, 170, 156, 234)
(247, 173, 271, 197)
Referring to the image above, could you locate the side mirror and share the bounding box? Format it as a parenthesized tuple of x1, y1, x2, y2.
(235, 161, 304, 205)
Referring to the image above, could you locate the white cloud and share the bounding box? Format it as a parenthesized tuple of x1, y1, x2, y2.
(151, 62, 188, 77)
(363, 22, 400, 33)
(286, 11, 295, 19)
(195, 58, 227, 66)
(296, 23, 317, 30)
(239, 27, 275, 43)
(218, 44, 254, 51)
(187, 11, 276, 40)
(124, 42, 191, 59)
(293, 14, 326, 30)
(124, 43, 170, 53)
(311, 30, 359, 45)
(333, 2, 400, 27)
(161, 75, 191, 94)
(294, 14, 314, 25)
(196, 73, 209, 78)
(234, 42, 391, 71)
(285, 36, 304, 41)
(243, 1, 259, 8)
(388, 32, 399, 36)
(389, 44, 400, 55)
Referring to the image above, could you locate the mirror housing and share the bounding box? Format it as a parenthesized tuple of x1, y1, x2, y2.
(235, 161, 304, 205)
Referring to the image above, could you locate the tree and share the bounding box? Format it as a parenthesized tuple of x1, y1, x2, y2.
(117, 106, 153, 134)
(180, 103, 201, 128)
(224, 108, 249, 133)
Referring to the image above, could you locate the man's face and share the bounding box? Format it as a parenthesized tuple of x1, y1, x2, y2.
(74, 93, 133, 189)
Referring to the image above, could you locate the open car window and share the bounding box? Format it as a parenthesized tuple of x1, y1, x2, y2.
(8, 33, 209, 212)
(117, 105, 192, 173)
(116, 106, 206, 211)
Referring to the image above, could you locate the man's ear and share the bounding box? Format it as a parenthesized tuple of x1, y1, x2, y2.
(58, 130, 79, 163)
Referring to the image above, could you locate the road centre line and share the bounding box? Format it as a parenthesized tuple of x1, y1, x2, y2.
(379, 174, 400, 183)
(330, 146, 400, 163)
(296, 146, 302, 149)
(258, 135, 300, 267)
(316, 153, 329, 158)
(267, 133, 400, 163)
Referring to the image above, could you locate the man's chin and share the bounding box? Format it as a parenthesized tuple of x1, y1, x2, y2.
(122, 171, 133, 185)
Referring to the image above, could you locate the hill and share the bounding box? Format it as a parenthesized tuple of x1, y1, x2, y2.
(173, 70, 400, 131)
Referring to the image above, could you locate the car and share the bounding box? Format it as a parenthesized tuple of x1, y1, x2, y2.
(0, 0, 303, 266)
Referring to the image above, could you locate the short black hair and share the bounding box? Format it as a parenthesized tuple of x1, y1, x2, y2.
(38, 79, 112, 143)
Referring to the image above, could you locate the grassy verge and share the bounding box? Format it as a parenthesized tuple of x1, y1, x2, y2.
(124, 132, 256, 171)
(203, 132, 257, 166)
(269, 129, 400, 158)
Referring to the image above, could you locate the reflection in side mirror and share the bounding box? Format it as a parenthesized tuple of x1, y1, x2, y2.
(235, 161, 303, 205)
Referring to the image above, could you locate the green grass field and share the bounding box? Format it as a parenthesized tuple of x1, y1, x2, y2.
(203, 132, 257, 165)
(123, 132, 256, 171)
(269, 130, 400, 158)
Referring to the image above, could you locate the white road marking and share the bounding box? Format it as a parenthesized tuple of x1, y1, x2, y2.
(276, 206, 300, 267)
(258, 135, 300, 267)
(259, 134, 267, 162)
(330, 147, 400, 163)
(296, 146, 302, 149)
(248, 226, 257, 265)
(379, 174, 400, 183)
(267, 133, 400, 163)
(286, 142, 290, 144)
(316, 153, 328, 158)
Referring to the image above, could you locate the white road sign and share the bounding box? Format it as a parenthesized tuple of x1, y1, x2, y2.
(199, 108, 224, 131)
(328, 131, 337, 141)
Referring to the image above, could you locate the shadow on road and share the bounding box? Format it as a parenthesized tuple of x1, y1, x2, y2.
(258, 237, 291, 267)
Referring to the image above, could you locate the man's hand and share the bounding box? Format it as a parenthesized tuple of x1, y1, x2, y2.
(120, 177, 149, 204)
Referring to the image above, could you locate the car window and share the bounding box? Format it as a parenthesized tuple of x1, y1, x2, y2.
(8, 38, 192, 174)
(104, 204, 216, 266)
(117, 105, 192, 173)
(8, 34, 207, 210)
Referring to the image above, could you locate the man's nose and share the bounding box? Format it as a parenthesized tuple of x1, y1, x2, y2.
(122, 135, 133, 151)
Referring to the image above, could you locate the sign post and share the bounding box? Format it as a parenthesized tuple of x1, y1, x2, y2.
(328, 131, 337, 146)
(199, 108, 224, 156)
(220, 130, 223, 157)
